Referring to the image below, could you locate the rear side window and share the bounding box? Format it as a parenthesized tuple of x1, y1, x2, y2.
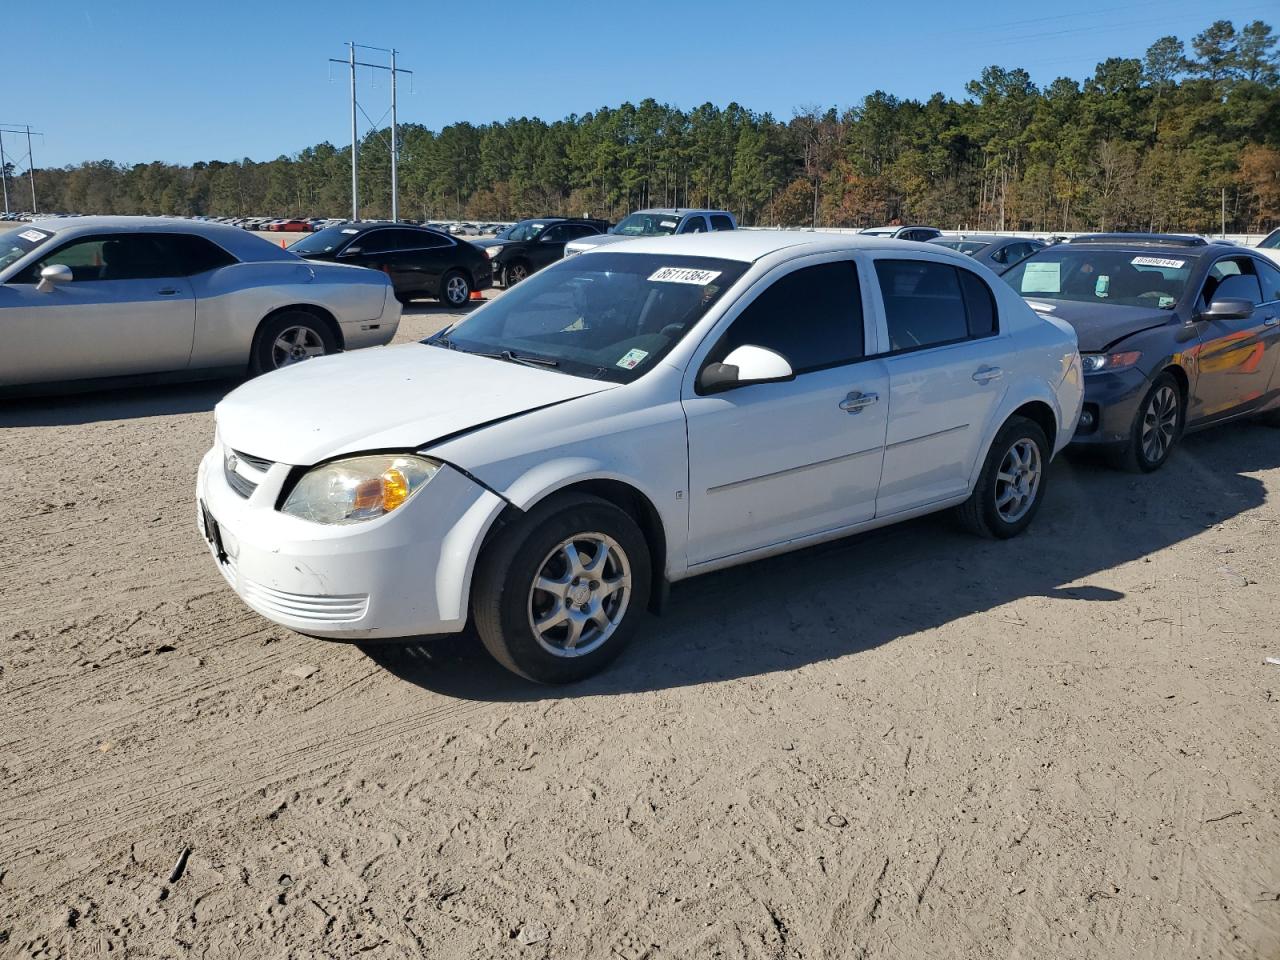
(711, 262, 863, 374)
(169, 234, 236, 275)
(876, 259, 997, 351)
(710, 215, 734, 232)
(679, 216, 708, 234)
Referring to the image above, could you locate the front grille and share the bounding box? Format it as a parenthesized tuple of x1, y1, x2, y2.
(224, 448, 275, 499)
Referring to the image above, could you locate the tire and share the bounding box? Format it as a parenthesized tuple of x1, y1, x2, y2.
(1109, 372, 1182, 473)
(955, 415, 1051, 539)
(504, 261, 530, 286)
(250, 310, 337, 375)
(439, 270, 471, 307)
(1257, 407, 1280, 427)
(395, 291, 417, 305)
(472, 493, 651, 684)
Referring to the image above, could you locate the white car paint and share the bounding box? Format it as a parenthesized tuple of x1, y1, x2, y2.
(198, 230, 1082, 641)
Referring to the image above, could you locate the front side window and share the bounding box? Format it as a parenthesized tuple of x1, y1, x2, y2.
(875, 259, 997, 351)
(1256, 259, 1280, 303)
(1002, 248, 1194, 310)
(540, 224, 573, 243)
(430, 252, 748, 384)
(16, 234, 180, 283)
(709, 262, 863, 374)
(1202, 257, 1263, 307)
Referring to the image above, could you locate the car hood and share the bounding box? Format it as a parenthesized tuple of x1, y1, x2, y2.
(215, 342, 616, 466)
(1021, 298, 1175, 352)
(470, 237, 506, 250)
(566, 233, 632, 252)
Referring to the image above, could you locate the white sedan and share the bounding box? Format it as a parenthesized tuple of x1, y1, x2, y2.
(198, 231, 1082, 682)
(0, 217, 400, 391)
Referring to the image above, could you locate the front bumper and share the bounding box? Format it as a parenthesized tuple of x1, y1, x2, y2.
(196, 443, 506, 639)
(1068, 366, 1150, 447)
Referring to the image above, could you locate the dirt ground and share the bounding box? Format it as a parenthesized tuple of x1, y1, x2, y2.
(2, 297, 1279, 960)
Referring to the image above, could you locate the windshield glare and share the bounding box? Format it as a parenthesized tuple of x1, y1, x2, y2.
(611, 213, 681, 237)
(426, 252, 748, 383)
(288, 224, 357, 255)
(0, 225, 54, 272)
(1003, 248, 1193, 310)
(934, 240, 990, 256)
(505, 221, 549, 242)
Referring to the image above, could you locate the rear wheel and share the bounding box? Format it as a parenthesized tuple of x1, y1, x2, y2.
(440, 270, 471, 307)
(472, 493, 651, 683)
(1110, 372, 1182, 472)
(250, 311, 336, 375)
(955, 415, 1050, 539)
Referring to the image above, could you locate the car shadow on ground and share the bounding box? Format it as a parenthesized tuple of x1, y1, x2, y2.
(363, 419, 1280, 702)
(0, 378, 237, 427)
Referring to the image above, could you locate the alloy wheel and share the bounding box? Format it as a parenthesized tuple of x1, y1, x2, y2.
(445, 275, 469, 305)
(994, 438, 1042, 523)
(527, 533, 632, 658)
(1141, 384, 1179, 464)
(271, 325, 326, 368)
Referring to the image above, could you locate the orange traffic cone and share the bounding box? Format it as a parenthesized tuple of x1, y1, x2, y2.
(469, 289, 484, 301)
(281, 238, 287, 249)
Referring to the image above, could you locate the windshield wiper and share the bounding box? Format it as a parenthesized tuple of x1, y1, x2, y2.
(499, 350, 559, 369)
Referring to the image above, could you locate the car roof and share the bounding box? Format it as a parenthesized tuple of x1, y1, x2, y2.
(630, 208, 729, 216)
(577, 229, 975, 264)
(931, 234, 1030, 244)
(23, 215, 297, 262)
(1042, 240, 1208, 259)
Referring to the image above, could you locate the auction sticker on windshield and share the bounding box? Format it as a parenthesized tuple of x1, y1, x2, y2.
(648, 267, 722, 285)
(18, 229, 48, 243)
(616, 348, 649, 370)
(1132, 256, 1185, 269)
(1022, 262, 1060, 294)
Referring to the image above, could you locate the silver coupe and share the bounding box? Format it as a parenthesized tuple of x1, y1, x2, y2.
(0, 217, 400, 391)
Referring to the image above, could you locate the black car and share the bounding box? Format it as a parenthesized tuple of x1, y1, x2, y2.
(927, 234, 1045, 273)
(1003, 237, 1280, 471)
(472, 218, 608, 286)
(289, 222, 491, 307)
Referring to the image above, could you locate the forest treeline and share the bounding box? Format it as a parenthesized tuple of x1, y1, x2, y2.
(14, 18, 1280, 233)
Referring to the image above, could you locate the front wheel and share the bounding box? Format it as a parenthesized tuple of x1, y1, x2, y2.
(440, 270, 471, 307)
(250, 311, 336, 375)
(472, 493, 651, 683)
(504, 261, 530, 286)
(1111, 373, 1182, 472)
(955, 415, 1050, 539)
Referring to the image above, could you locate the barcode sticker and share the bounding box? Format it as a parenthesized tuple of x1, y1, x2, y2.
(648, 267, 721, 285)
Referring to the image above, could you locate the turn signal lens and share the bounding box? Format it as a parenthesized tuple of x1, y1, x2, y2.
(281, 454, 440, 525)
(1081, 351, 1142, 373)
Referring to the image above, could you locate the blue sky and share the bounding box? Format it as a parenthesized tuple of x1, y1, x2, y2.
(9, 0, 1275, 167)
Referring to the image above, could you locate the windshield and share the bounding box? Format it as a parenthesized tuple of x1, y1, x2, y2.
(932, 239, 990, 256)
(1260, 229, 1280, 250)
(505, 221, 549, 242)
(426, 252, 749, 384)
(0, 225, 54, 272)
(288, 224, 358, 255)
(1003, 248, 1194, 310)
(610, 213, 681, 237)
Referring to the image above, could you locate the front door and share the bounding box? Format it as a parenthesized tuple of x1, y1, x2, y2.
(683, 259, 888, 566)
(870, 257, 1008, 516)
(1189, 255, 1280, 423)
(0, 233, 195, 386)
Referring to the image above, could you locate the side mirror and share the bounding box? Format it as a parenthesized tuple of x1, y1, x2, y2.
(1198, 298, 1254, 322)
(338, 245, 362, 257)
(698, 344, 795, 394)
(36, 264, 73, 293)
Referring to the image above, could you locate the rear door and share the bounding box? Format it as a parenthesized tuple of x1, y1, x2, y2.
(1191, 255, 1280, 421)
(0, 233, 195, 385)
(682, 257, 889, 565)
(871, 257, 1009, 516)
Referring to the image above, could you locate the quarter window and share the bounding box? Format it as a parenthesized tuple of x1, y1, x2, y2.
(169, 234, 236, 275)
(875, 259, 997, 351)
(710, 262, 863, 374)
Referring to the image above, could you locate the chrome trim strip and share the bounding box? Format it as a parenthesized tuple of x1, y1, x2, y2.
(707, 445, 881, 495)
(885, 423, 969, 451)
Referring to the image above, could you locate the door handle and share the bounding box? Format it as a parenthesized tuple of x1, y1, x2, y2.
(157, 288, 180, 296)
(1264, 315, 1280, 327)
(839, 391, 879, 414)
(972, 366, 1003, 384)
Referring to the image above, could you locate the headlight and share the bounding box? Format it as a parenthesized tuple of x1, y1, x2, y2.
(484, 245, 503, 259)
(281, 454, 441, 525)
(1081, 351, 1142, 374)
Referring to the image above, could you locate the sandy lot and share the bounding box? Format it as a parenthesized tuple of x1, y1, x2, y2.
(2, 300, 1279, 959)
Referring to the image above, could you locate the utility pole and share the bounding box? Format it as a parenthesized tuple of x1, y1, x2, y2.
(0, 131, 9, 217)
(329, 44, 412, 222)
(0, 124, 43, 215)
(1221, 187, 1226, 237)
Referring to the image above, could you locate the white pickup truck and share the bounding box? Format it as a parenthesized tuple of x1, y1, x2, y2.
(563, 208, 737, 258)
